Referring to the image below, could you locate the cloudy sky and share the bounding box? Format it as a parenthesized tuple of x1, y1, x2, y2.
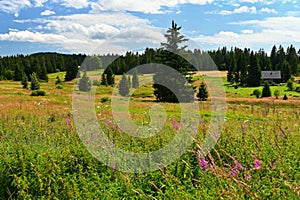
(0, 0, 299, 56)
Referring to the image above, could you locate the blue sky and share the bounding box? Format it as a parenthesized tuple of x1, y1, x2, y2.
(0, 0, 300, 56)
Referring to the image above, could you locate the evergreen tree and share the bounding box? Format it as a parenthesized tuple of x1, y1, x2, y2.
(132, 69, 139, 88)
(21, 72, 28, 89)
(30, 72, 40, 90)
(14, 63, 23, 81)
(65, 62, 80, 81)
(197, 82, 208, 101)
(78, 72, 91, 92)
(55, 76, 63, 85)
(153, 20, 194, 103)
(279, 60, 292, 82)
(287, 79, 294, 91)
(261, 81, 272, 97)
(270, 45, 278, 69)
(106, 67, 115, 86)
(286, 45, 299, 75)
(247, 52, 261, 87)
(39, 64, 49, 82)
(127, 75, 131, 88)
(119, 74, 130, 96)
(101, 73, 108, 86)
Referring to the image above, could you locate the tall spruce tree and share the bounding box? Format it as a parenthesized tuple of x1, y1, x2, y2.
(78, 71, 91, 92)
(101, 73, 108, 86)
(30, 72, 40, 90)
(197, 82, 208, 101)
(153, 20, 194, 103)
(247, 51, 261, 87)
(119, 74, 130, 96)
(132, 69, 139, 88)
(21, 72, 28, 89)
(261, 81, 272, 97)
(106, 67, 115, 86)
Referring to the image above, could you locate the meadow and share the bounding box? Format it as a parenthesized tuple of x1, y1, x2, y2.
(0, 72, 299, 199)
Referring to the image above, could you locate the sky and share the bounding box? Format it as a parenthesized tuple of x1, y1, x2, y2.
(0, 0, 300, 56)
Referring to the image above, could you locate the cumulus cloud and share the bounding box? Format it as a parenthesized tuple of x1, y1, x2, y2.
(91, 0, 214, 14)
(0, 0, 31, 17)
(41, 9, 56, 16)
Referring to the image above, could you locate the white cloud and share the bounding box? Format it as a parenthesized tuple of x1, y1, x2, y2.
(34, 0, 48, 7)
(59, 0, 89, 9)
(0, 0, 31, 17)
(41, 9, 56, 16)
(193, 16, 300, 51)
(219, 6, 257, 15)
(91, 0, 214, 14)
(259, 7, 277, 14)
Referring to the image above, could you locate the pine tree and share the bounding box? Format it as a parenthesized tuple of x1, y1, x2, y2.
(132, 69, 139, 88)
(279, 60, 292, 82)
(65, 62, 80, 81)
(30, 72, 40, 90)
(101, 73, 108, 86)
(127, 75, 131, 88)
(153, 20, 194, 103)
(106, 67, 115, 86)
(247, 52, 261, 87)
(78, 71, 91, 92)
(197, 82, 208, 101)
(21, 72, 28, 89)
(261, 81, 271, 97)
(119, 74, 130, 96)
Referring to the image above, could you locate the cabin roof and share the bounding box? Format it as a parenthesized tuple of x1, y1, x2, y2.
(261, 71, 281, 79)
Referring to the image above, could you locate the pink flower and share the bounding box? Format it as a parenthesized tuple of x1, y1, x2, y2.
(253, 158, 261, 169)
(199, 119, 204, 124)
(180, 121, 185, 127)
(279, 131, 283, 137)
(112, 163, 117, 169)
(231, 167, 237, 176)
(172, 120, 179, 130)
(198, 158, 209, 170)
(244, 174, 252, 182)
(192, 125, 197, 132)
(1, 113, 4, 120)
(234, 160, 245, 171)
(65, 117, 71, 125)
(1, 134, 4, 141)
(93, 133, 98, 139)
(242, 122, 247, 134)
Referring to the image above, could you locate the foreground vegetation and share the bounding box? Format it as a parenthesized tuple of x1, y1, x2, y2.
(0, 72, 299, 199)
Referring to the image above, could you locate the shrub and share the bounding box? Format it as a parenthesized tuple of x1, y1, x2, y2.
(30, 72, 40, 90)
(252, 89, 261, 98)
(274, 89, 280, 99)
(295, 86, 300, 93)
(30, 90, 46, 96)
(261, 82, 271, 97)
(55, 76, 63, 85)
(93, 79, 99, 86)
(197, 82, 208, 101)
(56, 85, 63, 89)
(283, 94, 288, 100)
(100, 96, 111, 103)
(78, 72, 91, 92)
(287, 79, 294, 91)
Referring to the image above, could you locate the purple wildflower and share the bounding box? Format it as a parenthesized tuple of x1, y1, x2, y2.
(65, 117, 71, 125)
(180, 121, 185, 127)
(231, 167, 237, 176)
(1, 134, 4, 141)
(173, 120, 179, 130)
(198, 158, 209, 170)
(1, 113, 4, 120)
(279, 131, 283, 137)
(112, 163, 117, 169)
(244, 174, 252, 182)
(86, 139, 92, 144)
(199, 119, 204, 124)
(242, 122, 247, 134)
(192, 125, 197, 132)
(93, 133, 98, 139)
(234, 160, 245, 170)
(105, 118, 109, 127)
(253, 158, 261, 169)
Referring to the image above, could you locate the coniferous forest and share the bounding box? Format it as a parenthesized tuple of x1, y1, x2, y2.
(0, 44, 299, 85)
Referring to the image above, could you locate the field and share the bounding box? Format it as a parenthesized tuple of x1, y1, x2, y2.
(0, 71, 300, 199)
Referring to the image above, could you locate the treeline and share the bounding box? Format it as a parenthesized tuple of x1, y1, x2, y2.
(209, 45, 300, 85)
(1, 45, 299, 85)
(0, 53, 86, 81)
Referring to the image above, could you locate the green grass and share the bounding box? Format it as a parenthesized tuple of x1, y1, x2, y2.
(0, 72, 299, 199)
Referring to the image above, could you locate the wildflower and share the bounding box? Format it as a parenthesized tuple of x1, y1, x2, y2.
(279, 131, 283, 137)
(172, 120, 179, 130)
(93, 133, 98, 139)
(199, 119, 204, 124)
(1, 134, 4, 141)
(234, 160, 245, 171)
(112, 163, 117, 169)
(198, 158, 209, 170)
(192, 125, 197, 132)
(65, 117, 71, 125)
(108, 141, 114, 148)
(242, 122, 247, 134)
(180, 121, 185, 127)
(253, 158, 261, 169)
(1, 113, 4, 120)
(231, 167, 237, 176)
(105, 118, 109, 127)
(244, 174, 252, 181)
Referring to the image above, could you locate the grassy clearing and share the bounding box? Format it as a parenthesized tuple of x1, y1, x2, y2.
(0, 72, 299, 199)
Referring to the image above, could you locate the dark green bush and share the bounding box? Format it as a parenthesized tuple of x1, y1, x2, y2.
(30, 90, 46, 96)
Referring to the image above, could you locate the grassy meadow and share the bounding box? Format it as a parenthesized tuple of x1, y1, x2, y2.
(0, 71, 299, 199)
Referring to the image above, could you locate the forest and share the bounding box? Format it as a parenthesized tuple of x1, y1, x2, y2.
(0, 44, 299, 86)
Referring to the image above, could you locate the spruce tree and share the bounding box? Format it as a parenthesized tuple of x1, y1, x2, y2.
(119, 74, 130, 96)
(197, 82, 208, 101)
(30, 72, 40, 90)
(101, 73, 108, 86)
(21, 72, 28, 89)
(78, 72, 91, 92)
(106, 67, 115, 86)
(247, 52, 261, 87)
(261, 81, 271, 97)
(153, 20, 194, 103)
(132, 69, 139, 88)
